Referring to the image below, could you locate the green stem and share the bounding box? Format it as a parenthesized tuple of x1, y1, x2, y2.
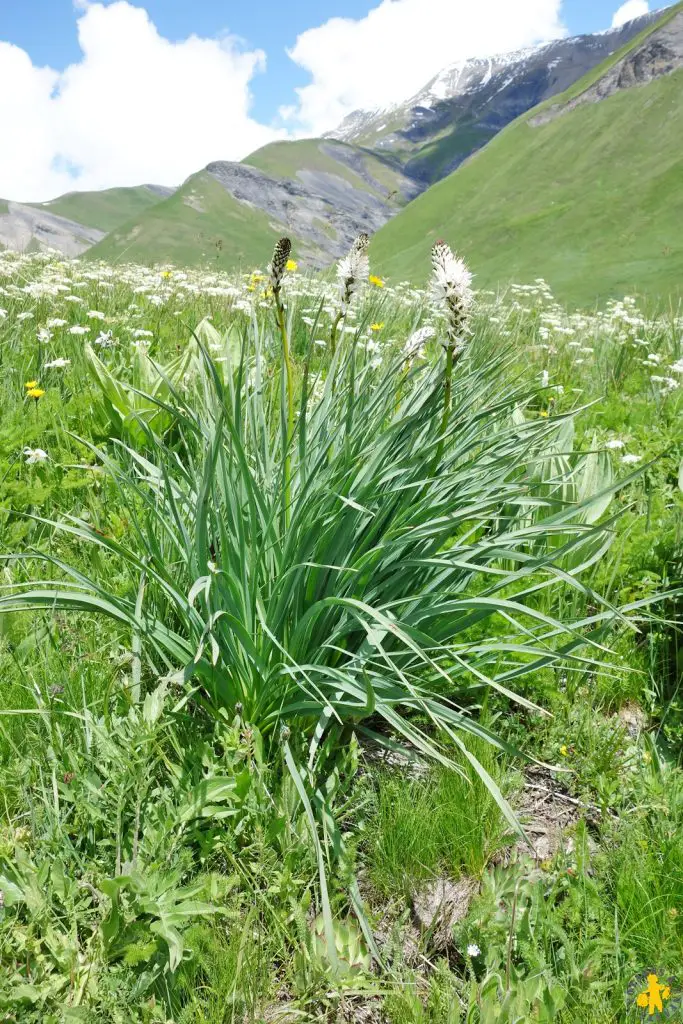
(433, 343, 454, 473)
(329, 309, 344, 357)
(275, 289, 294, 527)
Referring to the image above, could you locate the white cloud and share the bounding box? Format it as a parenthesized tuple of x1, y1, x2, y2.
(611, 0, 649, 28)
(283, 0, 567, 136)
(0, 2, 282, 201)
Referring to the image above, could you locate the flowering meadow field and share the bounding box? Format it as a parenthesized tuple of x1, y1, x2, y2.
(0, 242, 681, 1022)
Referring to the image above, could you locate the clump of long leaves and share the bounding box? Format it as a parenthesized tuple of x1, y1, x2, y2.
(0, 312, 638, 942)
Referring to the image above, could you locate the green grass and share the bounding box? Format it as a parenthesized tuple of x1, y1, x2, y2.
(372, 14, 683, 306)
(367, 742, 510, 898)
(28, 184, 168, 232)
(86, 171, 296, 269)
(0, 249, 681, 1021)
(243, 138, 412, 202)
(404, 122, 494, 184)
(0, 199, 8, 215)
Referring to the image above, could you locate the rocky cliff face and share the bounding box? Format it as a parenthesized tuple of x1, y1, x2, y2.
(205, 156, 417, 264)
(530, 9, 683, 125)
(326, 11, 661, 183)
(0, 202, 105, 257)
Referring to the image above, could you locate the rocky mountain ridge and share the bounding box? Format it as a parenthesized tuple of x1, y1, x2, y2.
(0, 6, 675, 267)
(325, 10, 661, 183)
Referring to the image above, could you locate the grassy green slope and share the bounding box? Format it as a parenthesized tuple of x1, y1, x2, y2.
(371, 21, 683, 305)
(243, 139, 411, 202)
(28, 186, 167, 232)
(86, 172, 292, 269)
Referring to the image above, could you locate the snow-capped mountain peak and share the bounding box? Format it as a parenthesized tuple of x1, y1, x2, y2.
(323, 10, 660, 148)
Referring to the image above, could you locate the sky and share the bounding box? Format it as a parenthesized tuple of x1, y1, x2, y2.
(0, 0, 658, 201)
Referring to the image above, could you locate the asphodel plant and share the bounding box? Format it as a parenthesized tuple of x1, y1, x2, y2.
(269, 237, 295, 527)
(329, 233, 370, 356)
(0, 242, 649, 959)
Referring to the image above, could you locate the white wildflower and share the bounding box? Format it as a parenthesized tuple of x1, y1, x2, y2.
(23, 447, 49, 464)
(87, 310, 106, 320)
(337, 234, 370, 313)
(670, 358, 683, 374)
(47, 318, 67, 328)
(621, 454, 642, 465)
(467, 944, 481, 958)
(650, 375, 679, 394)
(44, 357, 71, 369)
(37, 328, 53, 343)
(605, 439, 625, 449)
(431, 242, 473, 308)
(404, 325, 436, 361)
(17, 311, 34, 321)
(69, 325, 90, 335)
(431, 241, 473, 354)
(540, 369, 549, 388)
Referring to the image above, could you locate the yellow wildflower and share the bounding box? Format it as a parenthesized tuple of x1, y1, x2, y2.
(286, 259, 298, 272)
(25, 380, 39, 389)
(370, 322, 384, 332)
(539, 410, 549, 418)
(27, 387, 45, 399)
(250, 273, 264, 283)
(160, 270, 172, 279)
(560, 745, 568, 756)
(369, 275, 385, 288)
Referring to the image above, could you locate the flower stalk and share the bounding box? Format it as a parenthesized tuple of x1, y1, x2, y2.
(270, 238, 294, 523)
(330, 233, 370, 356)
(430, 241, 473, 468)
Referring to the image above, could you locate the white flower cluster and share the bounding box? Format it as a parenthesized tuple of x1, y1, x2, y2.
(430, 241, 474, 355)
(337, 234, 370, 313)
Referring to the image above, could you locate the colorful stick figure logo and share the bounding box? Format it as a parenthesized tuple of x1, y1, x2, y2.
(627, 973, 681, 1019)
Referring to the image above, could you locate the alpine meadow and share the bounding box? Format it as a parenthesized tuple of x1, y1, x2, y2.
(0, 1, 682, 1022)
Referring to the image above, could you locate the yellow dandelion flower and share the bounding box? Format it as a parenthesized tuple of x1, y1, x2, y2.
(27, 387, 45, 399)
(25, 380, 39, 389)
(286, 259, 298, 272)
(370, 322, 384, 332)
(539, 410, 549, 418)
(247, 284, 256, 293)
(369, 275, 385, 288)
(560, 745, 568, 756)
(250, 273, 264, 283)
(160, 270, 172, 279)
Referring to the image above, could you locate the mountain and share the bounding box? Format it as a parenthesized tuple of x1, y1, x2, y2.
(87, 139, 420, 269)
(86, 170, 291, 269)
(27, 185, 174, 232)
(0, 185, 171, 257)
(1, 8, 678, 282)
(325, 10, 661, 184)
(370, 2, 683, 306)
